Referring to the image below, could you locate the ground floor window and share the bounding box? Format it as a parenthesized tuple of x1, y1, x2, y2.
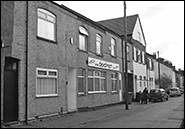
(88, 70, 106, 93)
(78, 68, 86, 94)
(111, 72, 118, 92)
(36, 68, 58, 97)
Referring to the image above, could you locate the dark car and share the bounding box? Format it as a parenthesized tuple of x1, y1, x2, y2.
(149, 88, 169, 102)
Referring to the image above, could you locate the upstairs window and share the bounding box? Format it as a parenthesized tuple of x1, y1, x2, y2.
(127, 45, 130, 61)
(96, 34, 102, 55)
(137, 49, 141, 63)
(79, 26, 88, 51)
(142, 51, 145, 64)
(37, 8, 56, 41)
(111, 38, 116, 56)
(133, 47, 137, 61)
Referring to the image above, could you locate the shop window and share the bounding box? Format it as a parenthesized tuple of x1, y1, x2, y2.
(88, 70, 106, 93)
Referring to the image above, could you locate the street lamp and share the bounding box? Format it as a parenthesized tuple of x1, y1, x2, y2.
(157, 51, 161, 88)
(123, 1, 128, 110)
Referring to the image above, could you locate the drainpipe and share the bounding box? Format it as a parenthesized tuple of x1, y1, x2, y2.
(25, 1, 28, 125)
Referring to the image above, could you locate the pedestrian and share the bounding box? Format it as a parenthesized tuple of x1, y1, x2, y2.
(139, 91, 144, 104)
(142, 87, 148, 104)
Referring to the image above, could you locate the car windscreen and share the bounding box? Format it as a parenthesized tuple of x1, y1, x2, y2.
(170, 89, 178, 91)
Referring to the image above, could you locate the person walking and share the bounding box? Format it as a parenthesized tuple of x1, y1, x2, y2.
(142, 87, 148, 104)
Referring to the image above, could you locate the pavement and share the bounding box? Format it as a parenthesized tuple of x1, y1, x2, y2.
(2, 99, 184, 128)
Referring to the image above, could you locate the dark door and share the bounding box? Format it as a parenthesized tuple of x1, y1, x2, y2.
(4, 58, 18, 123)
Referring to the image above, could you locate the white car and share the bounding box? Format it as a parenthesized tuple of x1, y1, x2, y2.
(169, 87, 181, 97)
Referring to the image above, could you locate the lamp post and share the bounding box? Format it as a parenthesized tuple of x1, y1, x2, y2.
(157, 51, 161, 88)
(123, 1, 128, 110)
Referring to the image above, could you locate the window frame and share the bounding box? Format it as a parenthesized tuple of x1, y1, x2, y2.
(37, 8, 56, 42)
(111, 72, 118, 93)
(96, 34, 102, 55)
(36, 68, 58, 97)
(88, 70, 107, 94)
(78, 68, 86, 95)
(110, 38, 116, 57)
(79, 26, 88, 51)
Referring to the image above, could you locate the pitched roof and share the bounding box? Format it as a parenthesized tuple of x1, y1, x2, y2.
(97, 14, 138, 36)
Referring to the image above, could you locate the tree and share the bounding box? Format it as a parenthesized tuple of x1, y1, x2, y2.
(155, 73, 172, 89)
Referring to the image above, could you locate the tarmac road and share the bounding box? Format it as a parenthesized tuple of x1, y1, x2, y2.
(73, 95, 184, 128)
(5, 94, 184, 128)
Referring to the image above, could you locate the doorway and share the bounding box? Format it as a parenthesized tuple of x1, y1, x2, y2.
(3, 57, 19, 123)
(67, 68, 77, 112)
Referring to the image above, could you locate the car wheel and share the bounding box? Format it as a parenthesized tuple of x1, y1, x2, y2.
(161, 98, 163, 101)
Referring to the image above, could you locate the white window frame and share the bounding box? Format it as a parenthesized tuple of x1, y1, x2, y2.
(79, 26, 88, 51)
(111, 38, 116, 56)
(127, 45, 130, 61)
(37, 8, 56, 41)
(133, 47, 137, 61)
(96, 34, 102, 55)
(137, 49, 141, 63)
(142, 51, 145, 64)
(111, 72, 118, 92)
(88, 70, 106, 93)
(36, 68, 58, 97)
(78, 68, 86, 95)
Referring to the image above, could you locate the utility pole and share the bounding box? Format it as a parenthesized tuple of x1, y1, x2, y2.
(157, 51, 161, 88)
(124, 1, 128, 110)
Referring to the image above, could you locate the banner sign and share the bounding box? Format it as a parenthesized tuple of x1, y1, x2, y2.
(88, 57, 120, 71)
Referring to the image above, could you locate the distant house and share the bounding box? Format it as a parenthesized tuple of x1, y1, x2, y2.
(98, 14, 147, 100)
(146, 53, 155, 91)
(153, 56, 176, 89)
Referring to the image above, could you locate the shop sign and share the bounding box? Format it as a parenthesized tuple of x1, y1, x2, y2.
(88, 57, 120, 71)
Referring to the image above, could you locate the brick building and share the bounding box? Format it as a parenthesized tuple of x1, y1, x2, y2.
(1, 1, 125, 124)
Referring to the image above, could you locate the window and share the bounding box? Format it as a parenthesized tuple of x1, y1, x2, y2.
(111, 72, 118, 92)
(88, 70, 106, 93)
(140, 51, 143, 63)
(137, 49, 141, 63)
(96, 34, 102, 55)
(133, 47, 137, 61)
(111, 38, 116, 56)
(36, 68, 58, 97)
(143, 76, 146, 87)
(142, 51, 145, 64)
(140, 76, 142, 87)
(78, 69, 86, 94)
(79, 26, 88, 51)
(37, 8, 56, 41)
(127, 45, 130, 61)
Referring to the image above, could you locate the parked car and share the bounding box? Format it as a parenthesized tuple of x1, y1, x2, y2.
(180, 88, 184, 94)
(169, 87, 181, 97)
(148, 88, 169, 102)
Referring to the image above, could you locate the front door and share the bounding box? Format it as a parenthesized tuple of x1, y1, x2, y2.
(4, 58, 18, 123)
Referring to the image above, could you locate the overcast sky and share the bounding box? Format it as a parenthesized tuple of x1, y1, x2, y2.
(54, 1, 184, 70)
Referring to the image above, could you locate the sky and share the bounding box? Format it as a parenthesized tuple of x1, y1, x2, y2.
(54, 1, 184, 70)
